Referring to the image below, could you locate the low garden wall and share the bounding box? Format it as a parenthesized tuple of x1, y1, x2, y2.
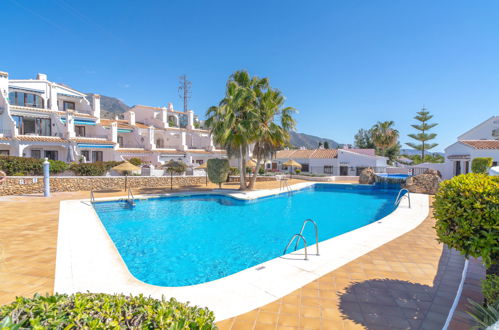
(0, 176, 207, 196)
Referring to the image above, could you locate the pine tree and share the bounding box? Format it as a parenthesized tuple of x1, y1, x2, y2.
(324, 141, 330, 149)
(406, 108, 438, 160)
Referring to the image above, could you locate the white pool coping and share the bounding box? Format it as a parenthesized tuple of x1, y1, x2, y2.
(55, 182, 429, 321)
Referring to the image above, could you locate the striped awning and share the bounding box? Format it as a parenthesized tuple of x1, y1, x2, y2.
(77, 144, 114, 149)
(118, 129, 133, 133)
(60, 118, 96, 125)
(57, 92, 83, 99)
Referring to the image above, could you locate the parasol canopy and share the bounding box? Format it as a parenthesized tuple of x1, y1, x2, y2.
(282, 159, 302, 168)
(112, 161, 141, 172)
(195, 162, 207, 169)
(245, 159, 257, 167)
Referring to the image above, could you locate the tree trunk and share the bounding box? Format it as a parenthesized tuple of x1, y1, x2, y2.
(248, 157, 262, 190)
(238, 145, 246, 190)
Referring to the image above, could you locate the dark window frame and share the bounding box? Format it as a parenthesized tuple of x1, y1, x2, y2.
(63, 101, 76, 111)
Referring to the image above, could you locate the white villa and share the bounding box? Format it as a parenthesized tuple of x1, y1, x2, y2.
(273, 147, 388, 176)
(0, 71, 225, 166)
(443, 116, 499, 177)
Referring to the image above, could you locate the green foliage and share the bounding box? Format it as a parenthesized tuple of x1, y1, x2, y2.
(472, 157, 493, 174)
(482, 274, 499, 305)
(48, 160, 68, 174)
(0, 293, 216, 329)
(0, 316, 22, 329)
(168, 119, 176, 127)
(295, 168, 301, 174)
(258, 167, 265, 175)
(466, 299, 499, 329)
(0, 156, 42, 176)
(323, 141, 330, 149)
(354, 128, 376, 149)
(406, 108, 438, 159)
(163, 160, 187, 174)
(405, 153, 445, 165)
(0, 156, 68, 176)
(128, 157, 143, 166)
(228, 167, 240, 176)
(433, 173, 499, 267)
(207, 158, 229, 188)
(371, 121, 399, 157)
(69, 161, 123, 176)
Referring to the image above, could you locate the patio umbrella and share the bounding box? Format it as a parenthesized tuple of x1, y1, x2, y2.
(245, 159, 257, 168)
(112, 161, 140, 190)
(282, 159, 302, 179)
(195, 162, 208, 186)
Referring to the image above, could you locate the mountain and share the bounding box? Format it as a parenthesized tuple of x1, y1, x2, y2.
(400, 148, 444, 156)
(289, 131, 341, 149)
(86, 93, 130, 119)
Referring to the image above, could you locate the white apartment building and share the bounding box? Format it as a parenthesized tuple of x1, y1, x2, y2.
(273, 148, 388, 176)
(0, 71, 225, 166)
(442, 116, 499, 178)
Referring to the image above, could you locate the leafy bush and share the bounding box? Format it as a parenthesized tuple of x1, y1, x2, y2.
(48, 160, 68, 174)
(0, 293, 216, 329)
(163, 160, 187, 174)
(258, 167, 265, 175)
(0, 156, 42, 176)
(228, 167, 239, 176)
(207, 158, 229, 188)
(472, 157, 493, 174)
(467, 299, 499, 329)
(128, 157, 142, 166)
(433, 173, 499, 267)
(295, 168, 301, 174)
(482, 274, 499, 305)
(69, 161, 123, 176)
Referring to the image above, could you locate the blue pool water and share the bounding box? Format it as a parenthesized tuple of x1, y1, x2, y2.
(376, 173, 410, 179)
(94, 184, 400, 286)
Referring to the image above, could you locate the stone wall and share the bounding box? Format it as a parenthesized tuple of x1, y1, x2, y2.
(0, 175, 281, 196)
(0, 176, 207, 196)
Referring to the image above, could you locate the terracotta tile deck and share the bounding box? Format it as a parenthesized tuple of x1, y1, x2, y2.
(217, 198, 484, 330)
(0, 183, 484, 329)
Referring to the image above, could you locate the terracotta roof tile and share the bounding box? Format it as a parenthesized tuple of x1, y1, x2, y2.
(16, 135, 66, 143)
(69, 138, 115, 145)
(460, 140, 499, 150)
(134, 122, 149, 129)
(276, 149, 338, 159)
(117, 149, 151, 153)
(0, 137, 12, 141)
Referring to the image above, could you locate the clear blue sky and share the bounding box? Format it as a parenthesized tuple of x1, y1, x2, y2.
(1, 0, 498, 151)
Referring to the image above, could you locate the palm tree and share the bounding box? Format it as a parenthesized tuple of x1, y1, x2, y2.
(247, 88, 296, 190)
(205, 71, 260, 190)
(371, 121, 399, 157)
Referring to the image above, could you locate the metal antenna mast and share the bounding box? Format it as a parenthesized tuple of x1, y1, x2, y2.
(178, 75, 192, 113)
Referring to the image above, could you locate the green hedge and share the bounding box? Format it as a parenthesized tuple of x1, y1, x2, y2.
(207, 158, 229, 188)
(471, 157, 493, 174)
(0, 156, 68, 175)
(0, 293, 215, 329)
(128, 157, 142, 166)
(433, 173, 499, 268)
(69, 161, 123, 176)
(482, 274, 499, 305)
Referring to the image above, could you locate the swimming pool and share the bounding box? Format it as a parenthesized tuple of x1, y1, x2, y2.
(94, 184, 400, 286)
(376, 173, 410, 179)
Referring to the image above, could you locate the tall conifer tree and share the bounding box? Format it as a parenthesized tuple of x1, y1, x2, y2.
(406, 108, 438, 160)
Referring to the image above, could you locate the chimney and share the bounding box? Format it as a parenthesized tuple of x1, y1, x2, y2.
(111, 122, 118, 143)
(0, 71, 8, 99)
(187, 110, 194, 129)
(125, 111, 136, 126)
(92, 94, 101, 119)
(36, 73, 47, 81)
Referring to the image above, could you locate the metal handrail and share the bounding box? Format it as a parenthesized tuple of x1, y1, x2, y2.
(127, 188, 136, 206)
(395, 188, 411, 208)
(283, 234, 308, 260)
(90, 190, 95, 204)
(295, 219, 319, 255)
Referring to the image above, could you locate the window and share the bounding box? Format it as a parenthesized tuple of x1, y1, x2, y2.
(117, 136, 123, 146)
(356, 167, 367, 176)
(196, 160, 204, 165)
(92, 151, 103, 162)
(0, 150, 9, 156)
(301, 164, 309, 172)
(464, 161, 469, 174)
(44, 150, 58, 161)
(63, 101, 75, 111)
(156, 138, 164, 148)
(31, 150, 41, 159)
(324, 166, 333, 174)
(11, 116, 51, 136)
(493, 161, 498, 167)
(340, 166, 349, 176)
(454, 161, 461, 176)
(75, 126, 85, 137)
(81, 150, 90, 162)
(8, 91, 44, 108)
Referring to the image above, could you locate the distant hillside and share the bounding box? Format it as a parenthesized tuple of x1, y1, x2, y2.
(400, 148, 444, 157)
(86, 93, 130, 119)
(289, 131, 341, 149)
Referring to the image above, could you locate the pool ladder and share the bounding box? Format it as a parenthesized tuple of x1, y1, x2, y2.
(279, 178, 291, 193)
(394, 188, 411, 208)
(283, 219, 319, 260)
(127, 187, 136, 207)
(90, 190, 95, 204)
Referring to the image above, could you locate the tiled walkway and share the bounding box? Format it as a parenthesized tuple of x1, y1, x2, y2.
(216, 198, 483, 329)
(0, 186, 484, 329)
